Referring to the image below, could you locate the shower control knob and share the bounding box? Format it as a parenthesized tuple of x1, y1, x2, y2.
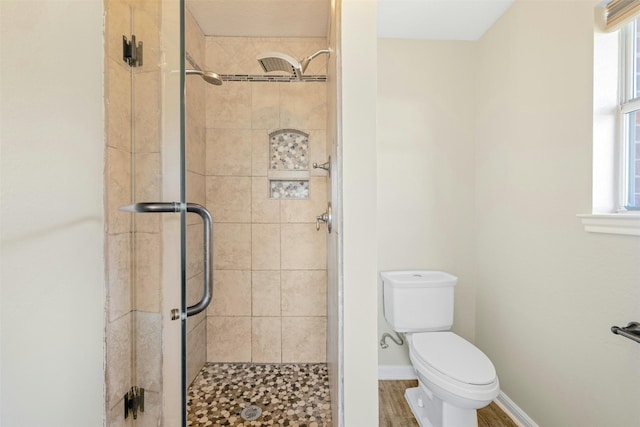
(315, 202, 332, 234)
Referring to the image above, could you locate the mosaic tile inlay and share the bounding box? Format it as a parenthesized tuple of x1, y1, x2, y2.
(187, 363, 332, 427)
(270, 180, 309, 199)
(270, 130, 309, 171)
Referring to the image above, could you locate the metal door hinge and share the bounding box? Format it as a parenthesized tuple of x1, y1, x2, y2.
(123, 35, 143, 67)
(124, 386, 145, 420)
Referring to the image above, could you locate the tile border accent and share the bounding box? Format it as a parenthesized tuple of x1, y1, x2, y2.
(220, 74, 327, 82)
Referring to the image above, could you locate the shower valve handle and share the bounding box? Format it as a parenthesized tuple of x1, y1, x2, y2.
(316, 202, 332, 233)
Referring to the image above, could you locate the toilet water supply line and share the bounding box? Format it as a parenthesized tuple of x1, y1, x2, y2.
(380, 331, 405, 349)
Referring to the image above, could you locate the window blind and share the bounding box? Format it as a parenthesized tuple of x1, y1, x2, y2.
(604, 0, 640, 31)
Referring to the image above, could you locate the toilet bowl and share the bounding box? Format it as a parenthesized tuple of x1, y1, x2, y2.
(380, 271, 500, 427)
(406, 333, 500, 427)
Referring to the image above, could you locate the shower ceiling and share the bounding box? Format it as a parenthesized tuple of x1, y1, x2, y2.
(186, 0, 330, 37)
(186, 0, 514, 40)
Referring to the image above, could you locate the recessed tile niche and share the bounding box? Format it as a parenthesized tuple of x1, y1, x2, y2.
(268, 129, 309, 199)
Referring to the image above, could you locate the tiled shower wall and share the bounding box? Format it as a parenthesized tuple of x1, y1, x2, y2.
(185, 8, 208, 385)
(203, 37, 329, 363)
(105, 0, 163, 425)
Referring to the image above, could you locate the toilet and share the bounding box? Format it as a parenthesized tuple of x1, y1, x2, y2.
(381, 270, 500, 427)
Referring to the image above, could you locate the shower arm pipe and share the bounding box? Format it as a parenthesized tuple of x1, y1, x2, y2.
(307, 49, 331, 61)
(301, 49, 331, 72)
(118, 202, 214, 319)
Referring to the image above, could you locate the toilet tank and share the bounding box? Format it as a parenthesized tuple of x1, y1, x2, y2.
(381, 270, 457, 333)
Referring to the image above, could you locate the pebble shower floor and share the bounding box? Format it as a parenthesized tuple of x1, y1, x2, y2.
(187, 363, 332, 427)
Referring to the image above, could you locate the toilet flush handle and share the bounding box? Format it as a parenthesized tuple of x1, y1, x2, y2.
(316, 202, 332, 233)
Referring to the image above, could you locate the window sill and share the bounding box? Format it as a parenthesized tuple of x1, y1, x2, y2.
(577, 213, 640, 236)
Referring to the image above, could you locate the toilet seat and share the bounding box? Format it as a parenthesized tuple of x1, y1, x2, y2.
(408, 332, 499, 403)
(411, 332, 496, 385)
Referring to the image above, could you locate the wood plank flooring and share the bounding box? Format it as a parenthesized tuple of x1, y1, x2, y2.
(379, 380, 518, 427)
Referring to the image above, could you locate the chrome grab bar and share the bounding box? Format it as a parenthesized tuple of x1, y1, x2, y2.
(119, 202, 214, 319)
(185, 203, 213, 317)
(611, 321, 640, 344)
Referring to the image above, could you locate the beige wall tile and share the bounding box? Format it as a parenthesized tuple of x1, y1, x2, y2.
(279, 82, 327, 130)
(105, 0, 131, 64)
(213, 223, 251, 270)
(106, 313, 132, 411)
(107, 232, 131, 321)
(186, 222, 204, 279)
(252, 317, 282, 363)
(281, 270, 327, 317)
(252, 224, 281, 270)
(252, 130, 270, 176)
(133, 70, 160, 154)
(106, 147, 132, 234)
(207, 316, 251, 362)
(130, 7, 160, 74)
(186, 317, 207, 384)
(133, 152, 160, 233)
(206, 128, 252, 176)
(281, 317, 327, 363)
(252, 83, 279, 130)
(252, 177, 280, 223)
(206, 81, 251, 129)
(186, 272, 206, 334)
(281, 223, 327, 270)
(308, 129, 328, 177)
(252, 271, 281, 316)
(135, 311, 162, 393)
(186, 171, 206, 214)
(280, 177, 327, 223)
(186, 8, 205, 67)
(134, 232, 161, 313)
(206, 176, 251, 223)
(209, 270, 251, 316)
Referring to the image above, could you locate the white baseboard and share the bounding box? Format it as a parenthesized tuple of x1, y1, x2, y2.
(495, 391, 538, 427)
(378, 365, 417, 380)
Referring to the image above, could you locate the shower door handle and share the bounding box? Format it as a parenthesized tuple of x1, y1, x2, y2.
(184, 203, 213, 318)
(119, 202, 214, 319)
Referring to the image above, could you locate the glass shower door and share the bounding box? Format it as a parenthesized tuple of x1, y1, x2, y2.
(109, 0, 207, 425)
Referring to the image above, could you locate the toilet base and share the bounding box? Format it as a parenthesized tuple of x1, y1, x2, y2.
(405, 386, 478, 427)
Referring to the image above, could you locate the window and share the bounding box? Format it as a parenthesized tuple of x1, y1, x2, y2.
(619, 18, 640, 209)
(578, 4, 640, 235)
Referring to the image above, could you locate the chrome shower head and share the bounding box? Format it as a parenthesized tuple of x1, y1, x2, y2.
(257, 52, 303, 80)
(257, 49, 330, 80)
(186, 69, 223, 85)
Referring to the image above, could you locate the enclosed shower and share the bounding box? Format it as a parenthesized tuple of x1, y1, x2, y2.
(183, 7, 333, 424)
(103, 0, 339, 425)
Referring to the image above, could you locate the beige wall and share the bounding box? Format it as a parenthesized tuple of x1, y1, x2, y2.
(0, 1, 105, 425)
(203, 37, 329, 364)
(377, 39, 478, 367)
(377, 0, 640, 425)
(476, 1, 640, 425)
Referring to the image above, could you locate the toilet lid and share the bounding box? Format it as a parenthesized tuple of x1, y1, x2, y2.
(411, 332, 496, 385)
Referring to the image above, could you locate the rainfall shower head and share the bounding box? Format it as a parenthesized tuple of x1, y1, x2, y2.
(257, 52, 303, 79)
(257, 49, 330, 80)
(186, 69, 223, 85)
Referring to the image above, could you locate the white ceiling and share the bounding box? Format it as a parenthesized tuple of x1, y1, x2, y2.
(186, 0, 514, 41)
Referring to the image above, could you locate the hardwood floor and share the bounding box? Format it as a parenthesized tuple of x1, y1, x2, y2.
(379, 380, 518, 427)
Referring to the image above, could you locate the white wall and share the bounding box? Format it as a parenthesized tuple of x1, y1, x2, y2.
(341, 0, 380, 425)
(0, 2, 105, 426)
(377, 39, 478, 367)
(476, 1, 640, 426)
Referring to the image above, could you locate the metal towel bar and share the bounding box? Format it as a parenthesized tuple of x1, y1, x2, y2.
(611, 321, 640, 344)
